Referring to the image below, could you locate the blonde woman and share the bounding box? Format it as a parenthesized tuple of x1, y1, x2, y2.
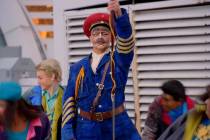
(24, 59, 63, 140)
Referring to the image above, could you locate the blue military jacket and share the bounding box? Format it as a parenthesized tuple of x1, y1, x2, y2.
(62, 9, 136, 140)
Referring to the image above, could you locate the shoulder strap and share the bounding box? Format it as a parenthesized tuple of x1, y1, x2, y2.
(91, 61, 110, 113)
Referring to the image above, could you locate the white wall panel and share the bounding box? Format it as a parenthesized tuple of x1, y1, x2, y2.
(137, 44, 210, 54)
(137, 62, 210, 71)
(136, 27, 210, 38)
(135, 18, 210, 30)
(134, 5, 210, 21)
(136, 35, 210, 46)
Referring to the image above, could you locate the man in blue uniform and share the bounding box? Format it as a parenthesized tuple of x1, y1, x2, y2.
(62, 0, 141, 140)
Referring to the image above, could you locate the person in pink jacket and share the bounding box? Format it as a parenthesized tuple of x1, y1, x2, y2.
(0, 81, 50, 140)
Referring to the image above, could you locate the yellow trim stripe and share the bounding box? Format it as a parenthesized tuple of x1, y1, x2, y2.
(117, 33, 134, 42)
(117, 37, 134, 46)
(117, 44, 134, 54)
(117, 41, 135, 51)
(116, 33, 135, 54)
(62, 108, 75, 122)
(75, 67, 85, 100)
(63, 97, 74, 110)
(117, 48, 133, 54)
(63, 102, 75, 116)
(62, 113, 75, 128)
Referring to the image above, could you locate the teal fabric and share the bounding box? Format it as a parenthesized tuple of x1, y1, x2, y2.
(6, 121, 29, 140)
(0, 81, 21, 101)
(42, 88, 58, 123)
(168, 102, 188, 122)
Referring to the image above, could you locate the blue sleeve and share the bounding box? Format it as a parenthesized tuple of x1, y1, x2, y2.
(114, 8, 135, 72)
(115, 8, 133, 39)
(22, 85, 42, 106)
(31, 86, 42, 105)
(61, 66, 77, 140)
(115, 8, 135, 55)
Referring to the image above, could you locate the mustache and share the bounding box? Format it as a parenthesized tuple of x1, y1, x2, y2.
(96, 38, 105, 43)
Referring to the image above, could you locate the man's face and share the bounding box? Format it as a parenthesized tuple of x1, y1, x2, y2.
(89, 26, 111, 54)
(161, 93, 182, 112)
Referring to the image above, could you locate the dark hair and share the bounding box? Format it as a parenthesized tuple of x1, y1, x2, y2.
(4, 98, 42, 128)
(200, 85, 210, 102)
(161, 80, 186, 102)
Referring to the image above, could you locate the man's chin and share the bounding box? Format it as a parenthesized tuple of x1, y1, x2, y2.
(93, 46, 109, 53)
(96, 44, 106, 48)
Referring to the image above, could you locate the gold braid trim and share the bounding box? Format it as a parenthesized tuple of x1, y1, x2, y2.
(75, 67, 85, 100)
(62, 113, 75, 128)
(117, 41, 135, 51)
(62, 107, 75, 123)
(63, 97, 74, 111)
(116, 34, 135, 54)
(63, 101, 75, 116)
(117, 36, 134, 46)
(117, 33, 134, 42)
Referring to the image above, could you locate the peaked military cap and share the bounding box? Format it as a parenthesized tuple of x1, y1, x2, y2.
(0, 81, 22, 101)
(83, 13, 110, 37)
